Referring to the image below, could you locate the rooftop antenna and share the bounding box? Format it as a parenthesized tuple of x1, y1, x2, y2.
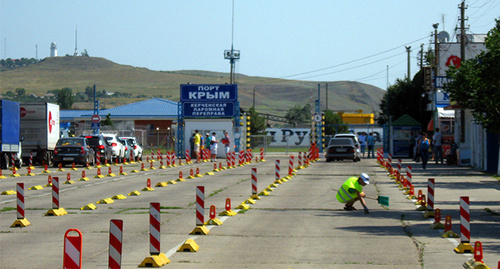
(74, 25, 78, 56)
(224, 0, 240, 84)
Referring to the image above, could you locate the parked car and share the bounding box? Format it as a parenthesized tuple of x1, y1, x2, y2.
(102, 133, 125, 163)
(81, 134, 112, 164)
(118, 138, 132, 162)
(53, 137, 95, 167)
(334, 133, 362, 159)
(325, 138, 360, 162)
(119, 137, 143, 161)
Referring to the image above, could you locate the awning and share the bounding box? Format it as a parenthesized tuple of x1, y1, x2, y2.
(438, 107, 455, 118)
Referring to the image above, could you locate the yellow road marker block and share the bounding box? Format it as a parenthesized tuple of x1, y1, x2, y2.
(128, 190, 141, 196)
(244, 198, 256, 204)
(97, 198, 115, 204)
(1, 190, 16, 195)
(236, 203, 250, 210)
(80, 204, 97, 210)
(167, 180, 177, 185)
(138, 253, 170, 267)
(190, 225, 209, 235)
(142, 187, 154, 191)
(29, 185, 44, 190)
(45, 208, 68, 216)
(454, 242, 474, 253)
(11, 218, 30, 228)
(112, 194, 127, 200)
(155, 182, 168, 187)
(258, 190, 270, 196)
(177, 239, 200, 252)
(219, 210, 237, 216)
(205, 218, 223, 226)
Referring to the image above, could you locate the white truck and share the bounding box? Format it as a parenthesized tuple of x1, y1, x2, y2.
(20, 102, 60, 165)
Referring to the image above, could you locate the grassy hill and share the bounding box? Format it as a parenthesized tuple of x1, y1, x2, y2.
(1, 56, 385, 115)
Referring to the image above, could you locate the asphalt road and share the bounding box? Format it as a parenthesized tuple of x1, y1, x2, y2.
(0, 155, 497, 268)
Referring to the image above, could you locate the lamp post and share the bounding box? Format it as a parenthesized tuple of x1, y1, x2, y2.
(167, 127, 171, 151)
(156, 127, 159, 147)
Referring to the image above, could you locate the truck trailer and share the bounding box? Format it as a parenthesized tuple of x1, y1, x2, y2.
(20, 102, 60, 165)
(1, 100, 23, 169)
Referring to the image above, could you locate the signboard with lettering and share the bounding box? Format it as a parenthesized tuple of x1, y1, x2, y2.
(180, 84, 237, 102)
(180, 84, 237, 118)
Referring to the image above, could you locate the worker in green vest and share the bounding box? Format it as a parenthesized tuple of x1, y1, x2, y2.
(336, 173, 370, 213)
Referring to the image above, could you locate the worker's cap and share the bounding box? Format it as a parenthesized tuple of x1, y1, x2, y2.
(206, 133, 210, 136)
(360, 173, 370, 184)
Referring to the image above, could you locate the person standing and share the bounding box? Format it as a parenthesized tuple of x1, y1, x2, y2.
(366, 132, 375, 158)
(414, 131, 423, 162)
(222, 131, 231, 159)
(432, 128, 443, 164)
(419, 132, 430, 169)
(189, 133, 196, 159)
(336, 173, 370, 214)
(210, 132, 219, 162)
(194, 130, 201, 163)
(358, 132, 367, 158)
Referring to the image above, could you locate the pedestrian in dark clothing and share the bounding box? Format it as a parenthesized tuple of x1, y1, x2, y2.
(420, 132, 430, 169)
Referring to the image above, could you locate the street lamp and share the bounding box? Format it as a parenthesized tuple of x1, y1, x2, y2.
(167, 127, 171, 150)
(156, 127, 159, 147)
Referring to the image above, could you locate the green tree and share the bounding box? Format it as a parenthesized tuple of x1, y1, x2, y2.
(285, 104, 311, 126)
(324, 110, 348, 135)
(57, 87, 74, 109)
(15, 88, 26, 97)
(248, 107, 266, 134)
(102, 113, 113, 126)
(445, 19, 500, 137)
(378, 75, 431, 130)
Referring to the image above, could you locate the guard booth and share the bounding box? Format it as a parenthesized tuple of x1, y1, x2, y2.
(176, 84, 241, 158)
(390, 114, 421, 158)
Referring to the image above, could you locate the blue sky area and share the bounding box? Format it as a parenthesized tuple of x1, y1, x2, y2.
(1, 0, 498, 90)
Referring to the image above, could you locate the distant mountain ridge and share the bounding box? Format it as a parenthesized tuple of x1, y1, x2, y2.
(0, 56, 385, 115)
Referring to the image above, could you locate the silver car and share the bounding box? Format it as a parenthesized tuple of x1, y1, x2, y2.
(325, 138, 359, 162)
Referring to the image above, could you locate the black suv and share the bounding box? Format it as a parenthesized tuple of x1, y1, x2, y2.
(81, 134, 112, 164)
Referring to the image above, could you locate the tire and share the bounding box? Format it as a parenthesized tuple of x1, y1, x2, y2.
(326, 158, 331, 162)
(1, 153, 9, 169)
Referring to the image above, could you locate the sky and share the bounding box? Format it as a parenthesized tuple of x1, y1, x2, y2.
(1, 0, 498, 90)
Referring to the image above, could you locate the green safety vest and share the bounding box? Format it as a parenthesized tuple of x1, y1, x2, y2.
(336, 177, 363, 203)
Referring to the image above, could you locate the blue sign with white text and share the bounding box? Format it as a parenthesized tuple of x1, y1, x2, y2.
(183, 102, 235, 117)
(180, 84, 238, 102)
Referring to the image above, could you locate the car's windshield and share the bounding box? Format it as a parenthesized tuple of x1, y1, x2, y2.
(329, 139, 353, 146)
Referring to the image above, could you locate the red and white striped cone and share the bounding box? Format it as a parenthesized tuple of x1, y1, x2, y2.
(16, 183, 25, 219)
(96, 152, 101, 167)
(63, 229, 83, 269)
(188, 186, 209, 235)
(251, 168, 259, 199)
(185, 149, 191, 163)
(423, 178, 435, 217)
(454, 196, 474, 253)
(157, 149, 161, 161)
(108, 219, 123, 269)
(138, 203, 170, 266)
(166, 152, 172, 167)
(149, 202, 161, 255)
(230, 152, 234, 167)
(151, 149, 154, 160)
(28, 153, 34, 169)
(298, 152, 303, 168)
(406, 166, 412, 184)
(287, 155, 294, 178)
(196, 186, 204, 226)
(260, 148, 265, 161)
(130, 151, 134, 162)
(238, 151, 244, 166)
(11, 153, 16, 170)
(274, 160, 282, 184)
(45, 177, 67, 216)
(11, 183, 31, 227)
(397, 159, 402, 174)
(388, 154, 392, 167)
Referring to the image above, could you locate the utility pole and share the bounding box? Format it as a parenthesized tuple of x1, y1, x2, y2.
(325, 83, 328, 111)
(459, 1, 467, 143)
(224, 0, 240, 84)
(406, 46, 411, 79)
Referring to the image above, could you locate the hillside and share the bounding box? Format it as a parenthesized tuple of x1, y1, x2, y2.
(0, 56, 385, 115)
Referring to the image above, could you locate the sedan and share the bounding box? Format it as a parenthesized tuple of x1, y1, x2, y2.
(325, 138, 360, 162)
(53, 137, 95, 167)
